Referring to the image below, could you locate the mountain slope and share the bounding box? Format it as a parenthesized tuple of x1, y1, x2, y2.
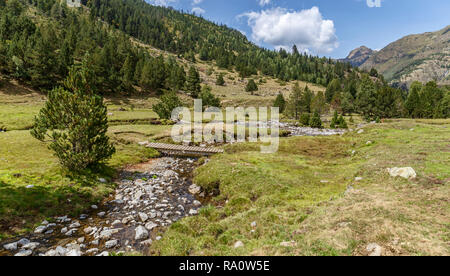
(0, 0, 355, 94)
(340, 46, 375, 67)
(87, 0, 353, 85)
(360, 25, 450, 86)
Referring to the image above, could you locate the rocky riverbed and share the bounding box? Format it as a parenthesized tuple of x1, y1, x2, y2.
(234, 120, 348, 136)
(0, 157, 204, 256)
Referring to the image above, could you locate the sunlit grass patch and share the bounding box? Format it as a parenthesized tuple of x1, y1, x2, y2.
(0, 103, 43, 131)
(152, 135, 359, 255)
(0, 127, 161, 240)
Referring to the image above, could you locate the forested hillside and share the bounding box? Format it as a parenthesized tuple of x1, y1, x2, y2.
(88, 0, 353, 84)
(0, 0, 188, 94)
(0, 0, 448, 120)
(0, 0, 354, 94)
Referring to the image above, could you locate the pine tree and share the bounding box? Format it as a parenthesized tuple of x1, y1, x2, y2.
(140, 56, 167, 93)
(337, 115, 348, 129)
(139, 61, 152, 91)
(199, 47, 209, 61)
(58, 40, 72, 77)
(356, 75, 377, 120)
(309, 111, 323, 129)
(330, 91, 342, 113)
(245, 79, 258, 94)
(299, 113, 311, 126)
(301, 85, 313, 113)
(273, 93, 286, 113)
(167, 64, 186, 92)
(292, 45, 299, 56)
(340, 91, 354, 115)
(28, 28, 57, 88)
(186, 65, 201, 98)
(421, 81, 443, 118)
(311, 91, 327, 115)
(285, 82, 303, 119)
(330, 110, 339, 129)
(437, 91, 450, 118)
(30, 67, 115, 172)
(375, 86, 403, 118)
(121, 55, 135, 84)
(121, 55, 136, 91)
(405, 81, 422, 118)
(326, 79, 341, 103)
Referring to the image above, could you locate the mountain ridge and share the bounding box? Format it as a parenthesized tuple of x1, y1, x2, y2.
(343, 25, 450, 87)
(340, 46, 376, 67)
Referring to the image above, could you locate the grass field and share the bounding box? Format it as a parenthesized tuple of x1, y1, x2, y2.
(0, 84, 170, 240)
(152, 120, 450, 256)
(195, 60, 326, 107)
(1, 80, 449, 255)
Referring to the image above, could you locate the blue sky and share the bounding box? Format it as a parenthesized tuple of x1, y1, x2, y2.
(147, 0, 450, 58)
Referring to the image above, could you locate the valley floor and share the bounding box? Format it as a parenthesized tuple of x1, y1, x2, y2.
(0, 83, 449, 256)
(152, 120, 450, 256)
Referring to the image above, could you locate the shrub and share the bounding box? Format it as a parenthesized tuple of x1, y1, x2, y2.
(31, 68, 115, 172)
(200, 85, 221, 108)
(299, 113, 311, 126)
(153, 91, 183, 119)
(309, 111, 323, 129)
(215, 74, 225, 86)
(337, 115, 348, 129)
(206, 67, 214, 76)
(331, 111, 348, 129)
(245, 79, 258, 93)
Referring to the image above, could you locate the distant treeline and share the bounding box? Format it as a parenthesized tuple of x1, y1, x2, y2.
(278, 75, 449, 120)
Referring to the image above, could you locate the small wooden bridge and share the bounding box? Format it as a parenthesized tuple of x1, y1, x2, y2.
(145, 142, 224, 157)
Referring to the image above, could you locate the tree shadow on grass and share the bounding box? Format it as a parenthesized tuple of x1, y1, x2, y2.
(0, 167, 116, 239)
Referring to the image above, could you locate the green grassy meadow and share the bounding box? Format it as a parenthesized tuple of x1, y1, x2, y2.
(152, 120, 450, 256)
(0, 88, 168, 240)
(0, 81, 448, 255)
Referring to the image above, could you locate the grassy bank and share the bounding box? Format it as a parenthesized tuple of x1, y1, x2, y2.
(0, 127, 164, 240)
(152, 120, 450, 256)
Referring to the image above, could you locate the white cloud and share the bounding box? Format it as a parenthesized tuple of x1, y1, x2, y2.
(366, 0, 382, 8)
(151, 0, 177, 7)
(192, 7, 205, 14)
(192, 0, 204, 4)
(258, 0, 271, 7)
(237, 29, 247, 36)
(243, 7, 338, 54)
